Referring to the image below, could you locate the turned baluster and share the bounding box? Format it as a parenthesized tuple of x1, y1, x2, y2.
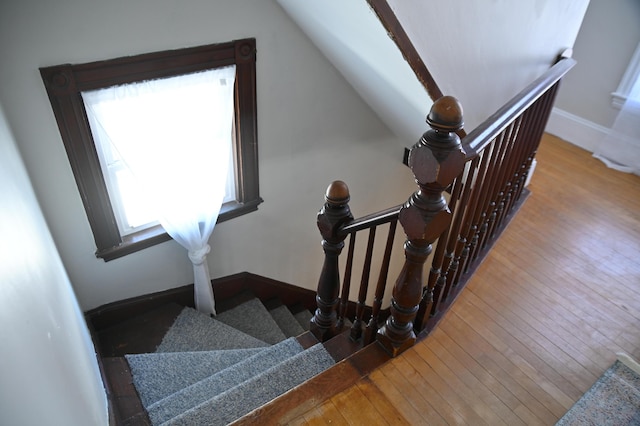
(350, 227, 376, 341)
(311, 181, 353, 342)
(377, 96, 466, 357)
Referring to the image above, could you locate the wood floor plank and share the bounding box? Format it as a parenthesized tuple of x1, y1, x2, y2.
(463, 271, 603, 389)
(423, 333, 529, 426)
(439, 314, 560, 424)
(477, 241, 637, 356)
(355, 378, 412, 426)
(301, 400, 349, 426)
(330, 385, 390, 425)
(373, 363, 447, 425)
(412, 342, 517, 425)
(430, 329, 546, 426)
(450, 303, 573, 416)
(390, 355, 478, 425)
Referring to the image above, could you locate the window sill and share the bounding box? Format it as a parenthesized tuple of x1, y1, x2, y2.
(96, 197, 263, 261)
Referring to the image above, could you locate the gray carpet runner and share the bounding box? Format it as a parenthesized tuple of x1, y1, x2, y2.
(126, 298, 333, 425)
(156, 306, 268, 352)
(126, 348, 263, 407)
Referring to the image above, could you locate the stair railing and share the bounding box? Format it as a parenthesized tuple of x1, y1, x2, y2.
(415, 53, 576, 332)
(311, 53, 576, 357)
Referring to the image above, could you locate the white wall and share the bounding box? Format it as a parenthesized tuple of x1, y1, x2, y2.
(547, 0, 640, 151)
(387, 0, 589, 131)
(0, 104, 108, 425)
(0, 0, 417, 310)
(276, 0, 433, 145)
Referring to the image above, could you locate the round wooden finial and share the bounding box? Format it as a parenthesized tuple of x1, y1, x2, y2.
(426, 96, 464, 132)
(325, 180, 350, 205)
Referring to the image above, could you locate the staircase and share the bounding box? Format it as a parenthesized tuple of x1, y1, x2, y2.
(100, 293, 337, 425)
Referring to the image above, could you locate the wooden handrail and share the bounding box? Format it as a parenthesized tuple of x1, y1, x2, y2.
(463, 56, 575, 158)
(312, 53, 576, 357)
(338, 205, 402, 236)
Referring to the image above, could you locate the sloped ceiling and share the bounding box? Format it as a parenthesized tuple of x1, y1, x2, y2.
(277, 0, 589, 134)
(276, 0, 433, 145)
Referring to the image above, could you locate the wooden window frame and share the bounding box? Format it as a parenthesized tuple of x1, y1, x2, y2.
(40, 38, 262, 261)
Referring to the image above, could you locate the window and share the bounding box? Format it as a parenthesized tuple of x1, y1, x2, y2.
(40, 39, 262, 261)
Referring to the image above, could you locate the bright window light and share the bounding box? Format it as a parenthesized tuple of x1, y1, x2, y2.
(82, 69, 237, 236)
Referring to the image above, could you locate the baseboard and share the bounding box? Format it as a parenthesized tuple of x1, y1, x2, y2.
(85, 272, 318, 332)
(545, 107, 609, 152)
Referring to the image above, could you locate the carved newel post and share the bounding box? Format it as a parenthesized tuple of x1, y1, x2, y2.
(311, 181, 354, 341)
(377, 96, 466, 356)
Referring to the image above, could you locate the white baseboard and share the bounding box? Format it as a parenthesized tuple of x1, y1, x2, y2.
(545, 107, 610, 153)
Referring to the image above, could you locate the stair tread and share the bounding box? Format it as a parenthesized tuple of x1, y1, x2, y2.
(146, 338, 304, 425)
(293, 309, 313, 331)
(156, 307, 268, 352)
(216, 298, 287, 345)
(162, 343, 336, 426)
(269, 304, 305, 337)
(126, 348, 264, 407)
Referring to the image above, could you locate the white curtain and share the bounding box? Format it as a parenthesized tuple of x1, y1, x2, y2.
(82, 66, 236, 315)
(593, 76, 640, 176)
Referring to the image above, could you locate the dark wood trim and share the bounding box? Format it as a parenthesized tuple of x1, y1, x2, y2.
(40, 38, 262, 261)
(102, 357, 151, 425)
(231, 341, 391, 425)
(339, 204, 401, 236)
(97, 198, 263, 261)
(85, 284, 195, 332)
(85, 272, 318, 333)
(366, 1, 467, 143)
(367, 0, 443, 102)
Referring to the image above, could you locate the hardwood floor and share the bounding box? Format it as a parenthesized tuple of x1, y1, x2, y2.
(287, 134, 640, 425)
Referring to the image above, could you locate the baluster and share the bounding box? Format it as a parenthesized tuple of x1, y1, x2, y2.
(377, 96, 466, 357)
(351, 227, 376, 341)
(364, 220, 398, 344)
(478, 122, 518, 251)
(311, 180, 353, 342)
(336, 233, 356, 331)
(468, 135, 506, 265)
(455, 146, 493, 280)
(441, 157, 478, 301)
(442, 157, 479, 297)
(487, 119, 523, 241)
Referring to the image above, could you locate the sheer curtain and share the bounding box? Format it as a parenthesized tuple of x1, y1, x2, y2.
(593, 74, 640, 176)
(82, 66, 236, 314)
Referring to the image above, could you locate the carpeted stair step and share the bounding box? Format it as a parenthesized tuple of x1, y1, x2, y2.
(125, 348, 264, 407)
(161, 343, 336, 426)
(146, 337, 305, 425)
(268, 304, 305, 338)
(293, 308, 313, 331)
(216, 298, 287, 345)
(155, 307, 268, 352)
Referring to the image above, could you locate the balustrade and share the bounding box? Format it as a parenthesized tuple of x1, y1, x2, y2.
(312, 54, 575, 356)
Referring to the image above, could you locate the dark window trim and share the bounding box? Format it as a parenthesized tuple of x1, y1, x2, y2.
(40, 38, 262, 261)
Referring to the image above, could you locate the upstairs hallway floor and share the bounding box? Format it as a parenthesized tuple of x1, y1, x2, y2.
(287, 133, 640, 425)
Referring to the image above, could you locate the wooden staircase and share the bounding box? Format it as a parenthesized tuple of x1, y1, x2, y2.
(87, 273, 392, 425)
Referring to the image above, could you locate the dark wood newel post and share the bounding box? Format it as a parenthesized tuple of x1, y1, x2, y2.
(377, 96, 466, 356)
(311, 180, 354, 342)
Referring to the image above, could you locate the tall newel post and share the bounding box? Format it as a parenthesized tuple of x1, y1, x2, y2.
(311, 181, 354, 342)
(377, 96, 466, 356)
